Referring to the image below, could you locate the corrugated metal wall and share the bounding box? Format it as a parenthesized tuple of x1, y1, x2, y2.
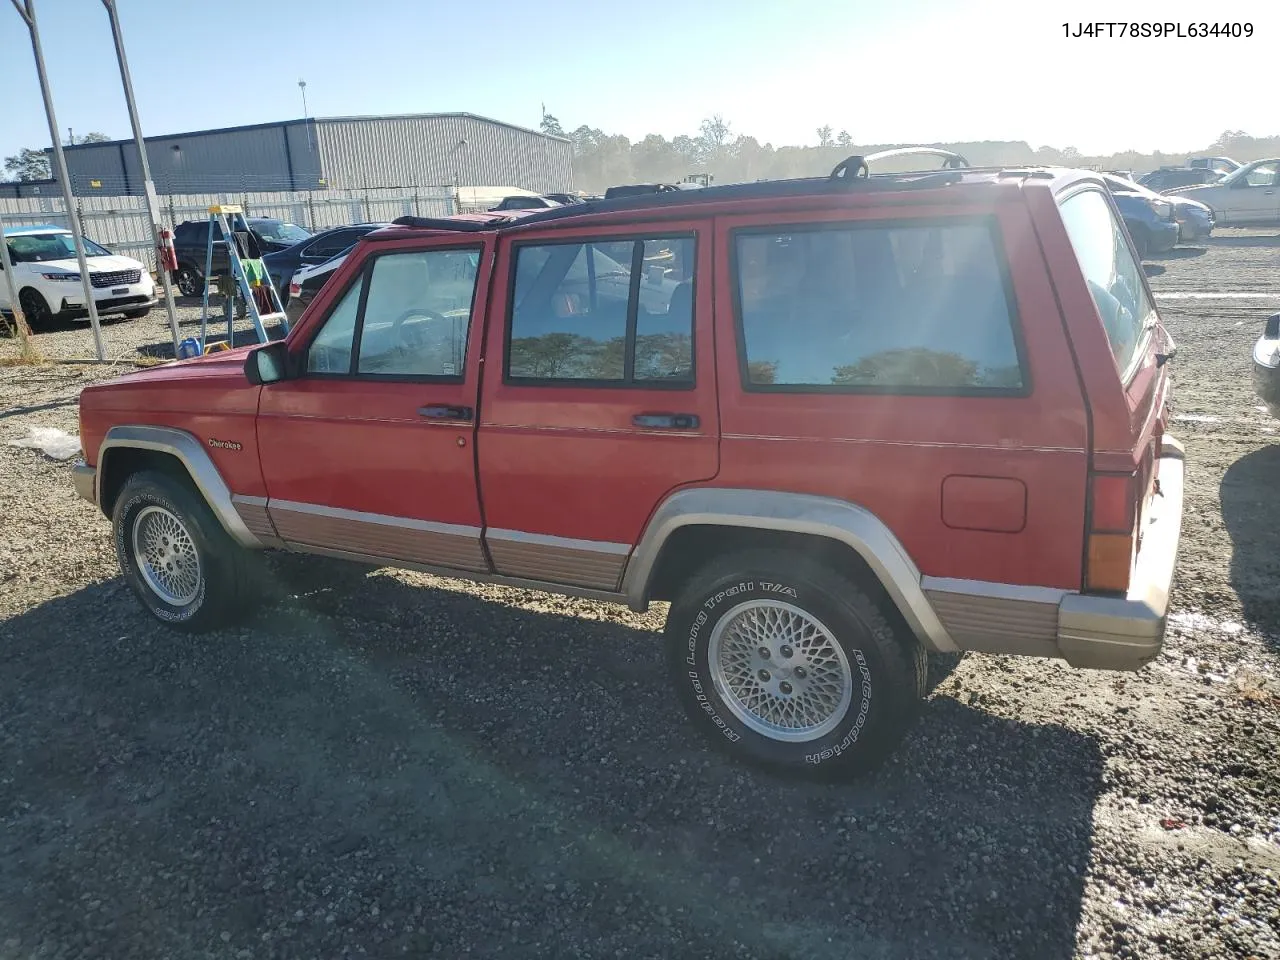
(61, 121, 323, 196)
(316, 115, 572, 193)
(57, 115, 570, 197)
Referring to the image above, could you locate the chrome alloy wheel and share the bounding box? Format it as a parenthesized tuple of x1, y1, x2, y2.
(131, 505, 202, 605)
(707, 600, 855, 742)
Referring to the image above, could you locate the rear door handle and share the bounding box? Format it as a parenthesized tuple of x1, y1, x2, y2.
(633, 412, 699, 430)
(417, 404, 473, 421)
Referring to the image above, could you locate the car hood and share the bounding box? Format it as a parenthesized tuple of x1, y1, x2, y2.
(30, 255, 144, 274)
(83, 345, 259, 400)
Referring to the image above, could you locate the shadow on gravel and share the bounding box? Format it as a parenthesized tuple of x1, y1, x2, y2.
(1203, 233, 1280, 248)
(1148, 247, 1206, 261)
(1221, 444, 1280, 646)
(0, 396, 78, 420)
(0, 571, 1102, 960)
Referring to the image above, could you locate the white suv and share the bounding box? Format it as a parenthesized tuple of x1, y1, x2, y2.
(1, 225, 156, 328)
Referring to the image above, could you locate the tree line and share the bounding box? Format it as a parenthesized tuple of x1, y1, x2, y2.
(3, 132, 110, 181)
(537, 112, 1280, 193)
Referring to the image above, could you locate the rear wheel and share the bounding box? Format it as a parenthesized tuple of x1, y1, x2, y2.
(112, 469, 261, 632)
(18, 288, 52, 329)
(665, 549, 927, 781)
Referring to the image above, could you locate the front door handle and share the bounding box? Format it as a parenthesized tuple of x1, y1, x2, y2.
(418, 404, 473, 421)
(633, 412, 699, 430)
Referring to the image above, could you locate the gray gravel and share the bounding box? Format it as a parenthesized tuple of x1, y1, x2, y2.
(2, 240, 1279, 960)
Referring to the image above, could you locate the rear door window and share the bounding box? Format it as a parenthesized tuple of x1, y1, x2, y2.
(732, 221, 1024, 392)
(1058, 189, 1153, 378)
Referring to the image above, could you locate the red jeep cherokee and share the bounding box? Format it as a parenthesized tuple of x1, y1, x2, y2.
(74, 156, 1184, 779)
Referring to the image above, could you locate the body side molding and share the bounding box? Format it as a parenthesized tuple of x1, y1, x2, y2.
(622, 487, 958, 653)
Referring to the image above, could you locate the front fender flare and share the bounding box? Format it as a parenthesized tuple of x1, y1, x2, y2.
(97, 424, 263, 549)
(622, 487, 957, 654)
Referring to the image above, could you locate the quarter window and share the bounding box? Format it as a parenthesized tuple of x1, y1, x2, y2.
(1059, 189, 1153, 377)
(507, 236, 695, 384)
(734, 222, 1023, 391)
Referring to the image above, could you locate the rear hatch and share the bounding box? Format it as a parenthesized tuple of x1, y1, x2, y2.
(1051, 182, 1174, 595)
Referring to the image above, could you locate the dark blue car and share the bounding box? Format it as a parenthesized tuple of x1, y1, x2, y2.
(1100, 175, 1180, 259)
(262, 223, 389, 303)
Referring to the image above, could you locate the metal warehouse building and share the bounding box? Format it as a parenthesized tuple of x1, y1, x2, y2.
(57, 113, 573, 196)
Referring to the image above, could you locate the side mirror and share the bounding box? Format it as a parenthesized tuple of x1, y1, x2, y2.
(245, 340, 290, 385)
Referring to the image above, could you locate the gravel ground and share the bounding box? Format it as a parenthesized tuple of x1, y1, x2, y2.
(2, 235, 1279, 960)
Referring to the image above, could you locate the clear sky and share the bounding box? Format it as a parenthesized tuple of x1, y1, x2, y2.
(1, 0, 1274, 166)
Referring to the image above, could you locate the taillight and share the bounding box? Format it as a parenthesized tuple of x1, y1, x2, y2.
(1085, 472, 1138, 593)
(289, 283, 301, 296)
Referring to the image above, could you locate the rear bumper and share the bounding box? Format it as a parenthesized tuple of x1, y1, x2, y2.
(1176, 215, 1214, 242)
(73, 462, 96, 505)
(922, 437, 1186, 671)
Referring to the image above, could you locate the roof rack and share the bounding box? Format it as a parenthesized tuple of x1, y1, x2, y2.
(389, 215, 505, 232)
(861, 146, 970, 170)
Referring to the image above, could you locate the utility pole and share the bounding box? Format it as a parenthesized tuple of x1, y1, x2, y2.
(9, 0, 106, 361)
(101, 0, 179, 354)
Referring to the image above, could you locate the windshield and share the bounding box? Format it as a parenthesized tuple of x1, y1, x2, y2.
(5, 232, 112, 262)
(251, 220, 311, 243)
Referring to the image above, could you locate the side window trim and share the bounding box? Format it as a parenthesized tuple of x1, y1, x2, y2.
(728, 216, 1030, 397)
(502, 232, 698, 390)
(299, 243, 484, 382)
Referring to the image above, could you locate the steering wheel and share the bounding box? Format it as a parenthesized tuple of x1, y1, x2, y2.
(390, 307, 449, 351)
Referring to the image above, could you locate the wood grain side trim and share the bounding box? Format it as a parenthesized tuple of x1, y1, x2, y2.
(268, 500, 487, 573)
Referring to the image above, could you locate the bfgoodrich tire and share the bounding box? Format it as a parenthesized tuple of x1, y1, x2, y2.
(112, 469, 260, 632)
(665, 549, 927, 781)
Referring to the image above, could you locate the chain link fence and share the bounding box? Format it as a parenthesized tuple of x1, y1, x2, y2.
(0, 184, 462, 270)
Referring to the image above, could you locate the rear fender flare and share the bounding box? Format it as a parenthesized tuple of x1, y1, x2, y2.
(622, 487, 957, 653)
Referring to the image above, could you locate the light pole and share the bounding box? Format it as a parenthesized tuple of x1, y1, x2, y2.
(8, 0, 106, 361)
(101, 0, 180, 355)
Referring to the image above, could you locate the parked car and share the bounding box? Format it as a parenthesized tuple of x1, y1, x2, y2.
(172, 217, 312, 297)
(544, 193, 584, 205)
(283, 248, 351, 327)
(1101, 174, 1213, 244)
(1165, 158, 1280, 225)
(1099, 175, 1181, 258)
(1137, 167, 1226, 192)
(263, 223, 389, 302)
(1251, 312, 1280, 418)
(0, 225, 156, 328)
(488, 195, 562, 212)
(74, 163, 1184, 781)
(602, 183, 681, 199)
(1187, 156, 1241, 175)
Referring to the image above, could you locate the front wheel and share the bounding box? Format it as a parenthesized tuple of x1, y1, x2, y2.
(18, 288, 53, 330)
(174, 265, 203, 298)
(665, 549, 926, 781)
(112, 470, 261, 632)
